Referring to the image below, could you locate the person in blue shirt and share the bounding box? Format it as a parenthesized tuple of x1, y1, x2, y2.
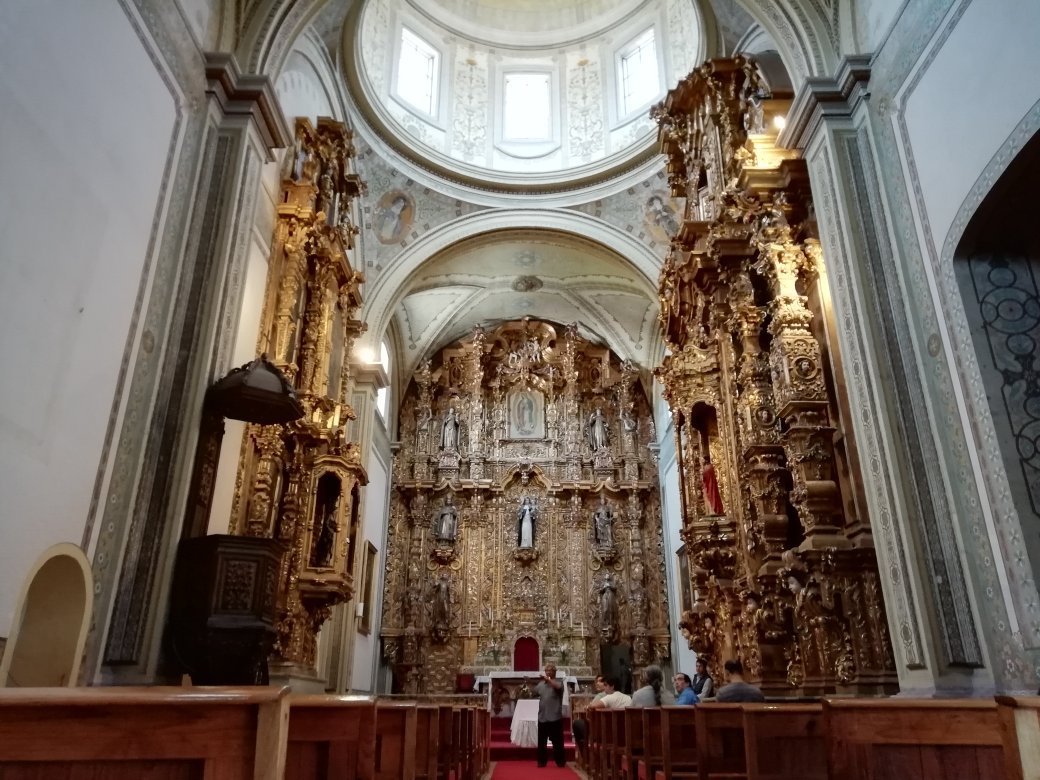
(673, 672, 700, 705)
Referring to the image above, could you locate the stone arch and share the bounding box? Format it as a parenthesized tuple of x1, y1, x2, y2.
(237, 0, 837, 88)
(0, 544, 92, 687)
(357, 208, 663, 355)
(944, 125, 1040, 645)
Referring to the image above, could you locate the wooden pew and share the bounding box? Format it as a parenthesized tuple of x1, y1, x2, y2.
(622, 707, 646, 778)
(415, 704, 441, 780)
(741, 703, 825, 780)
(604, 707, 628, 780)
(0, 686, 288, 780)
(660, 706, 698, 780)
(638, 706, 665, 780)
(286, 694, 376, 779)
(375, 701, 418, 780)
(587, 708, 605, 778)
(695, 703, 746, 780)
(437, 704, 460, 780)
(824, 698, 1007, 779)
(997, 695, 1040, 780)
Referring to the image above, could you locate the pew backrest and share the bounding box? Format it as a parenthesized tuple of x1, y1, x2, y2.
(997, 695, 1040, 780)
(695, 703, 746, 780)
(375, 701, 418, 780)
(0, 686, 289, 780)
(287, 694, 376, 780)
(741, 703, 825, 780)
(824, 698, 1006, 780)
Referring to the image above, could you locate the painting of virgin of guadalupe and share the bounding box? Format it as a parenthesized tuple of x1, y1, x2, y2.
(507, 388, 544, 439)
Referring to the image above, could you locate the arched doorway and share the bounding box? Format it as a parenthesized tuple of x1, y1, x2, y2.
(0, 544, 92, 687)
(513, 636, 540, 672)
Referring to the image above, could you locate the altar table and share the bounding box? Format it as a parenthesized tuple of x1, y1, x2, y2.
(510, 699, 540, 747)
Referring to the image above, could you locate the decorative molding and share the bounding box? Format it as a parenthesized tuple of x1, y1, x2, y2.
(205, 52, 292, 153)
(778, 54, 871, 151)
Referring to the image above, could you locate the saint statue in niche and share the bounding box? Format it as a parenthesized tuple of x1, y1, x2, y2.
(592, 495, 614, 546)
(432, 575, 451, 639)
(517, 497, 537, 548)
(599, 573, 619, 642)
(441, 407, 460, 450)
(435, 495, 458, 541)
(702, 454, 725, 516)
(586, 407, 610, 451)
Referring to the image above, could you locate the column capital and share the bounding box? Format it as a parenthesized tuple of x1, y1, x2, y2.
(205, 52, 291, 154)
(351, 360, 389, 391)
(778, 55, 872, 150)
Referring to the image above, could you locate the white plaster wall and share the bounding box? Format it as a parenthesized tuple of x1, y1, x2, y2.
(900, 0, 1040, 255)
(850, 0, 905, 54)
(351, 437, 391, 691)
(0, 0, 176, 635)
(207, 235, 271, 534)
(276, 50, 338, 126)
(657, 419, 697, 677)
(174, 0, 222, 51)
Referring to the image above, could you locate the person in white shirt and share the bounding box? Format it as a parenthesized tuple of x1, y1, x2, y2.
(585, 676, 632, 710)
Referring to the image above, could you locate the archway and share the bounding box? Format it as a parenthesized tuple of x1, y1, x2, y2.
(954, 129, 1040, 582)
(513, 636, 540, 672)
(0, 544, 92, 687)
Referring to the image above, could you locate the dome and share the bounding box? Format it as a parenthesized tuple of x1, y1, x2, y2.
(346, 0, 706, 192)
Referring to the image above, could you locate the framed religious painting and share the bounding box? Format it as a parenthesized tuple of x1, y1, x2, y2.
(507, 387, 544, 439)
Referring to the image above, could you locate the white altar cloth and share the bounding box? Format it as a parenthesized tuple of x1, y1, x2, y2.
(474, 670, 575, 711)
(510, 699, 540, 747)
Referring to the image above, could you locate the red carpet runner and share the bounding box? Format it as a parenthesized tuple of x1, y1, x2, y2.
(490, 760, 581, 779)
(489, 717, 576, 763)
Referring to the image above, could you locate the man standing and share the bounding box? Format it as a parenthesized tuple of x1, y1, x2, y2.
(535, 663, 566, 768)
(673, 673, 699, 705)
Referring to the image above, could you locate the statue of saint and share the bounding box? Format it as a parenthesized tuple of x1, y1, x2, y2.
(432, 576, 451, 635)
(441, 406, 460, 450)
(435, 495, 458, 541)
(592, 495, 614, 546)
(599, 573, 619, 641)
(702, 456, 725, 515)
(586, 407, 610, 451)
(517, 497, 536, 548)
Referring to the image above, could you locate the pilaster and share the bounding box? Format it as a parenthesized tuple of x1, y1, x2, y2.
(780, 56, 986, 693)
(99, 52, 290, 680)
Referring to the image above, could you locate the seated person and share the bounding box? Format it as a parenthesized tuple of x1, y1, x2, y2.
(673, 672, 699, 705)
(630, 664, 676, 707)
(571, 675, 605, 755)
(715, 659, 765, 703)
(585, 675, 632, 710)
(692, 657, 714, 698)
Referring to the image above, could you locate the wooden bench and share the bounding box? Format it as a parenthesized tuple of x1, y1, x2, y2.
(997, 695, 1040, 780)
(659, 706, 698, 780)
(695, 703, 746, 780)
(622, 707, 646, 778)
(637, 706, 664, 780)
(825, 698, 1007, 779)
(586, 708, 605, 777)
(0, 686, 288, 779)
(286, 694, 375, 779)
(376, 701, 419, 779)
(742, 703, 825, 780)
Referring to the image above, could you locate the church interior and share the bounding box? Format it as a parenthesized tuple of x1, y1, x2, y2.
(3, 0, 1040, 777)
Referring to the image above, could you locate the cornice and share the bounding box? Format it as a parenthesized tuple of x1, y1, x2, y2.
(778, 55, 872, 150)
(205, 52, 292, 154)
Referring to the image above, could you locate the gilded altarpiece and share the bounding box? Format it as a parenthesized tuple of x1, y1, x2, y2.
(381, 320, 671, 694)
(226, 118, 368, 679)
(653, 58, 897, 695)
